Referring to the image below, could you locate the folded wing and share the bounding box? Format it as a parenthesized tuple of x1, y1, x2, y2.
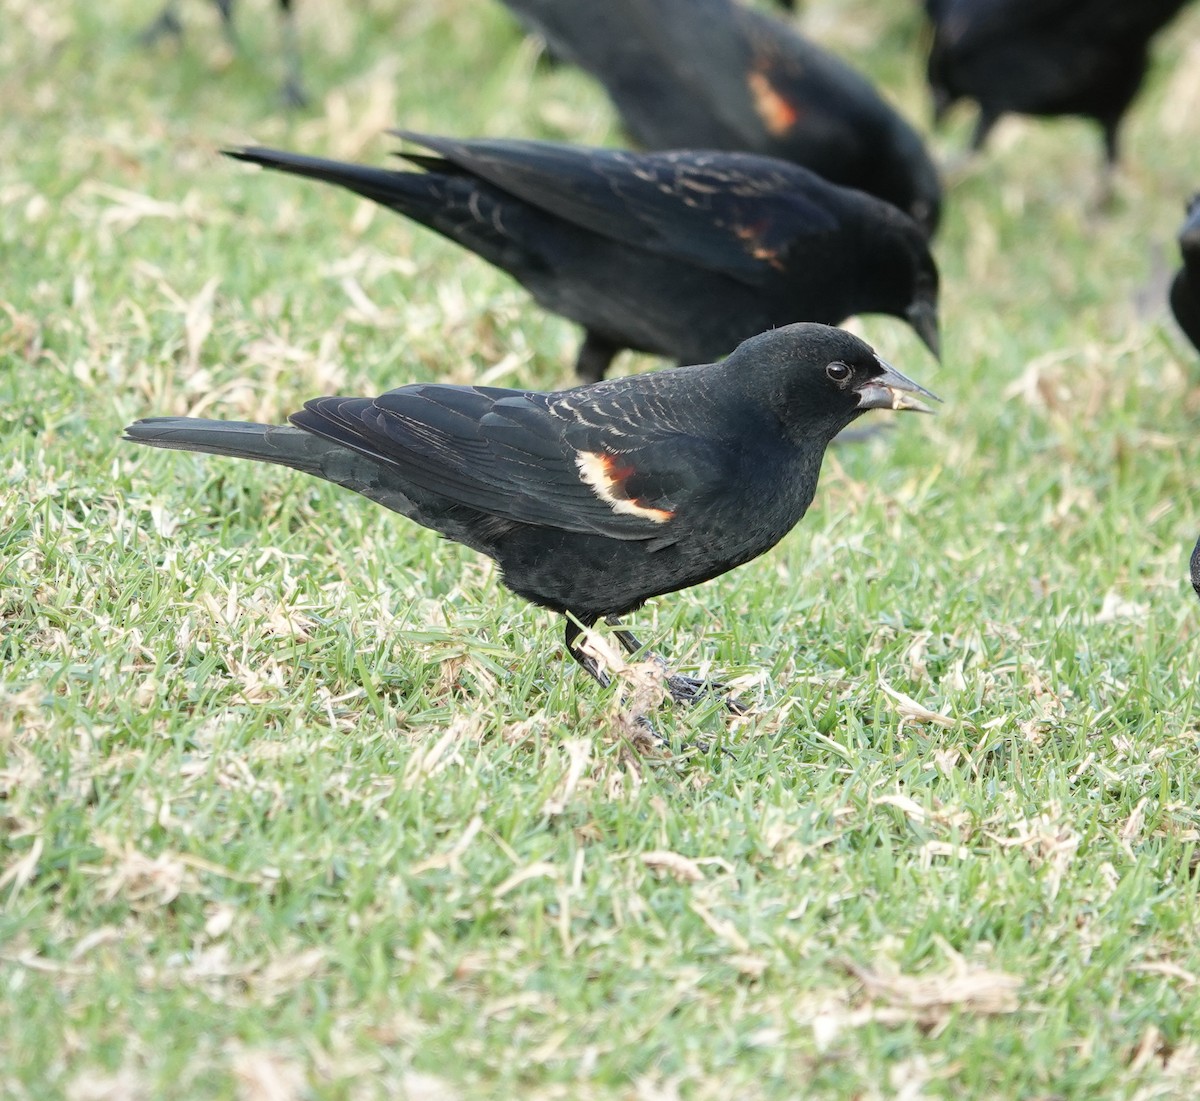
(290, 383, 731, 545)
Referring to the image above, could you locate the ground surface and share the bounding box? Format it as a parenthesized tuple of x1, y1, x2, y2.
(3, 1, 1200, 1098)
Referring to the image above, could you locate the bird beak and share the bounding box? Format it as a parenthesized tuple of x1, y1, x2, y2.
(906, 299, 941, 361)
(855, 358, 941, 414)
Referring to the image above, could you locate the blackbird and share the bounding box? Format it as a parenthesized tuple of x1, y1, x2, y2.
(924, 0, 1192, 172)
(1192, 536, 1200, 600)
(124, 323, 936, 707)
(141, 0, 306, 107)
(227, 134, 940, 383)
(498, 0, 941, 234)
(1169, 195, 1200, 354)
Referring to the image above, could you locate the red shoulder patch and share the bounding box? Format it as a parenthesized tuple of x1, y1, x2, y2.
(747, 68, 800, 136)
(575, 450, 675, 524)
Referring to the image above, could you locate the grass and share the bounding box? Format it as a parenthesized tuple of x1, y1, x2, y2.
(3, 0, 1200, 1097)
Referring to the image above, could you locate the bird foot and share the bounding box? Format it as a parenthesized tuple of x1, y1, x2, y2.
(662, 670, 749, 715)
(568, 620, 750, 719)
(626, 709, 723, 757)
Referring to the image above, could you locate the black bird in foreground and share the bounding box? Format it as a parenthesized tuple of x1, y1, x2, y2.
(1191, 536, 1200, 600)
(1169, 195, 1200, 354)
(924, 0, 1192, 174)
(141, 0, 306, 107)
(499, 0, 941, 234)
(124, 324, 936, 709)
(227, 134, 940, 384)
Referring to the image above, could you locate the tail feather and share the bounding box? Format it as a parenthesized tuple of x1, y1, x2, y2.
(125, 417, 325, 469)
(222, 145, 538, 275)
(123, 417, 419, 518)
(224, 146, 443, 221)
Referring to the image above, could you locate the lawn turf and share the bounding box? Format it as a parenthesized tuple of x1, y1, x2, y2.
(3, 1, 1200, 1098)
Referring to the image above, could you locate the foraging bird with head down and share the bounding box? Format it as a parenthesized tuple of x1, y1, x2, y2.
(124, 324, 937, 708)
(498, 0, 942, 235)
(226, 133, 941, 384)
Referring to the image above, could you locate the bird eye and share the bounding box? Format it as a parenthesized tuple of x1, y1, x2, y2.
(826, 362, 852, 384)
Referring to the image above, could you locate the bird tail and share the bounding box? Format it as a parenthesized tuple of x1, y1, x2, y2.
(224, 146, 445, 222)
(125, 417, 331, 472)
(123, 417, 419, 517)
(225, 144, 546, 279)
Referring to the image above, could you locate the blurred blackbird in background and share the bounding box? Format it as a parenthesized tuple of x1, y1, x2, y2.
(923, 0, 1193, 177)
(141, 0, 306, 106)
(124, 324, 936, 708)
(500, 0, 941, 235)
(1169, 195, 1200, 354)
(227, 133, 940, 383)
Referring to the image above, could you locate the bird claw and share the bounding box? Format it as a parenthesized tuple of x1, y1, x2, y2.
(627, 710, 724, 758)
(664, 672, 749, 715)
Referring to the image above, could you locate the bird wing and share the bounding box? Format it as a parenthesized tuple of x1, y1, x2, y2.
(289, 383, 732, 545)
(392, 131, 840, 285)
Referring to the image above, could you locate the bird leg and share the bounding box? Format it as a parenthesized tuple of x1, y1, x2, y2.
(969, 109, 997, 154)
(606, 620, 748, 715)
(574, 331, 620, 384)
(277, 0, 308, 108)
(564, 617, 672, 746)
(1102, 119, 1121, 171)
(937, 109, 994, 180)
(212, 0, 240, 47)
(563, 617, 748, 716)
(1092, 121, 1121, 211)
(141, 0, 239, 47)
(139, 0, 184, 44)
(563, 616, 611, 688)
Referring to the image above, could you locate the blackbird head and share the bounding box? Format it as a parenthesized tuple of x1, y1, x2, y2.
(725, 323, 938, 443)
